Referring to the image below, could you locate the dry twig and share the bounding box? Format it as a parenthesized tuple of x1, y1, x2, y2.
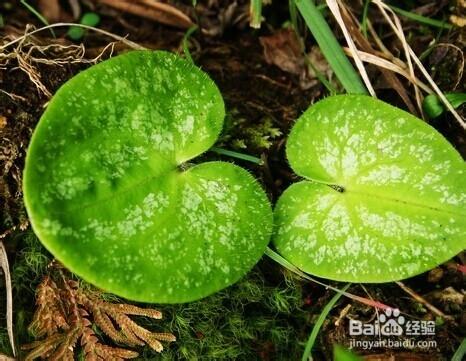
(396, 281, 453, 321)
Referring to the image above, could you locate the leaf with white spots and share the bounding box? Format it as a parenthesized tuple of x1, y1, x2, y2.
(274, 95, 466, 282)
(23, 51, 272, 303)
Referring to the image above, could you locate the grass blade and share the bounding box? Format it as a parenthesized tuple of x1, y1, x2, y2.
(301, 283, 350, 361)
(295, 0, 367, 94)
(452, 338, 466, 361)
(250, 0, 263, 29)
(20, 0, 55, 37)
(361, 0, 370, 37)
(388, 5, 453, 30)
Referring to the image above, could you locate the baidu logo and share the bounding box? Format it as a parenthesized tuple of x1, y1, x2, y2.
(378, 308, 405, 336)
(350, 308, 407, 336)
(349, 308, 437, 350)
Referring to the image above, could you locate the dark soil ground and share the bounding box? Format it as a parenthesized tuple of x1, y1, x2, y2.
(0, 1, 465, 360)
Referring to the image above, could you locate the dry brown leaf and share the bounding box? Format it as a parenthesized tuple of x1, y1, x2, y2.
(98, 0, 194, 29)
(260, 28, 304, 76)
(38, 0, 61, 22)
(38, 0, 71, 23)
(260, 28, 317, 89)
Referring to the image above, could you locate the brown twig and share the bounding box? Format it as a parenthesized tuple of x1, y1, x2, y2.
(396, 281, 453, 321)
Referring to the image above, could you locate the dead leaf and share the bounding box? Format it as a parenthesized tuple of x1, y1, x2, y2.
(0, 116, 6, 129)
(98, 0, 194, 29)
(338, 5, 419, 116)
(260, 28, 317, 89)
(260, 28, 304, 76)
(38, 0, 71, 23)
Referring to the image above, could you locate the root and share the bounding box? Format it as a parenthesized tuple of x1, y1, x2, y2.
(0, 24, 117, 98)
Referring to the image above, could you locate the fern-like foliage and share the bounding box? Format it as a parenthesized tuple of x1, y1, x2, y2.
(22, 267, 176, 360)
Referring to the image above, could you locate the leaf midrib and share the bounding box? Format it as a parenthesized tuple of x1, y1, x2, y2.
(46, 164, 182, 215)
(336, 184, 465, 217)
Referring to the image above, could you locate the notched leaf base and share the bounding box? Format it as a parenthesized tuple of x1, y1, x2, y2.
(274, 95, 466, 282)
(23, 51, 273, 303)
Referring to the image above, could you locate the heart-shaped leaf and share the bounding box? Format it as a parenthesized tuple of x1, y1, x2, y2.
(24, 51, 272, 303)
(274, 95, 466, 282)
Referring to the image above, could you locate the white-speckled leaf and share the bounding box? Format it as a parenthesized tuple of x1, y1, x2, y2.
(274, 95, 466, 282)
(23, 51, 272, 303)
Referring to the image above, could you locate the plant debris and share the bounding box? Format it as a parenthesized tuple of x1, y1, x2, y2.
(22, 266, 175, 360)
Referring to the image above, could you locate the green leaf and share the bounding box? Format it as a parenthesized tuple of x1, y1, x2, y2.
(274, 95, 466, 283)
(423, 92, 466, 119)
(68, 12, 101, 40)
(24, 51, 272, 303)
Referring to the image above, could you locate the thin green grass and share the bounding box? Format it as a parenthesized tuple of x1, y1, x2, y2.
(250, 0, 262, 29)
(288, 0, 337, 93)
(452, 338, 466, 361)
(306, 59, 337, 94)
(301, 283, 350, 361)
(388, 5, 453, 30)
(295, 0, 367, 94)
(289, 0, 299, 32)
(20, 0, 55, 37)
(361, 0, 371, 38)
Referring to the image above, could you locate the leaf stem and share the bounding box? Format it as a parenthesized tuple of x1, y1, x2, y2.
(182, 25, 198, 64)
(210, 147, 262, 165)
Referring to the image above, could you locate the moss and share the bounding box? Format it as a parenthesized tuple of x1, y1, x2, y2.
(0, 231, 51, 355)
(219, 109, 283, 152)
(0, 234, 309, 360)
(138, 261, 308, 360)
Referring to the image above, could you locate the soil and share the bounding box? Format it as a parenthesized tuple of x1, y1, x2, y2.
(0, 1, 465, 360)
